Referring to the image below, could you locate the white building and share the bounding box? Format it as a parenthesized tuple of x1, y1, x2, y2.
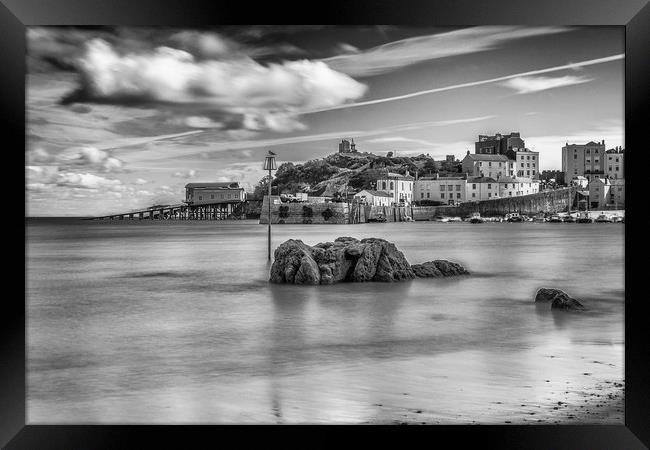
(510, 149, 540, 179)
(375, 172, 415, 205)
(497, 176, 540, 198)
(354, 190, 393, 206)
(414, 176, 467, 205)
(465, 176, 500, 201)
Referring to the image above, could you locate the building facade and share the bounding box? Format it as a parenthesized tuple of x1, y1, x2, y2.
(475, 132, 525, 155)
(497, 177, 540, 198)
(376, 172, 415, 205)
(461, 152, 512, 179)
(354, 190, 393, 206)
(414, 176, 467, 204)
(588, 178, 625, 209)
(185, 182, 246, 205)
(562, 140, 606, 181)
(508, 149, 540, 179)
(605, 147, 624, 179)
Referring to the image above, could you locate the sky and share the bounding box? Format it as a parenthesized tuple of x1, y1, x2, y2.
(25, 26, 624, 216)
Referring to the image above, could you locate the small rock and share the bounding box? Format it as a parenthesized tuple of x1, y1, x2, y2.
(534, 287, 585, 311)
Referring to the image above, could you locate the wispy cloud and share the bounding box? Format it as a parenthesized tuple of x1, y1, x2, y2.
(321, 26, 572, 77)
(303, 54, 624, 114)
(501, 75, 593, 94)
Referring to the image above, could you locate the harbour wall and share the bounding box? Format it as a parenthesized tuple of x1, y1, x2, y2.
(259, 188, 576, 224)
(259, 196, 349, 224)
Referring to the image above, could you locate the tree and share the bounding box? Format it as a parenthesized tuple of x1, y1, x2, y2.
(386, 151, 393, 158)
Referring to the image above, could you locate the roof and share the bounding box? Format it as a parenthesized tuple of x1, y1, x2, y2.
(379, 172, 415, 180)
(417, 176, 466, 181)
(185, 182, 242, 189)
(467, 176, 498, 183)
(463, 154, 510, 162)
(356, 190, 392, 198)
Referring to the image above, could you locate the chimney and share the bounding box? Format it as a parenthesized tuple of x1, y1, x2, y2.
(602, 139, 605, 145)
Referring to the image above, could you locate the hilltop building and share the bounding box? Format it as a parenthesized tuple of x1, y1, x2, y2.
(375, 171, 414, 205)
(508, 148, 540, 179)
(184, 182, 245, 206)
(562, 140, 606, 181)
(338, 138, 357, 153)
(475, 132, 525, 155)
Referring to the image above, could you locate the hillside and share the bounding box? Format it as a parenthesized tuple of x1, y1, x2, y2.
(255, 151, 461, 198)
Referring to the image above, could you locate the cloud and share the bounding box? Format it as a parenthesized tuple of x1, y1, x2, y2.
(321, 26, 572, 77)
(172, 169, 197, 179)
(61, 39, 367, 133)
(302, 54, 624, 114)
(501, 75, 593, 94)
(134, 178, 148, 185)
(56, 146, 125, 172)
(56, 172, 122, 190)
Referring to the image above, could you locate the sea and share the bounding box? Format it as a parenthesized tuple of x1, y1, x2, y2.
(26, 218, 625, 424)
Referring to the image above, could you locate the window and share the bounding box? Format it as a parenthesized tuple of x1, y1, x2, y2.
(382, 181, 386, 190)
(527, 163, 530, 168)
(527, 170, 530, 175)
(447, 185, 453, 191)
(390, 182, 394, 190)
(532, 156, 536, 160)
(488, 193, 492, 198)
(220, 194, 224, 199)
(615, 158, 619, 163)
(609, 156, 613, 160)
(499, 162, 502, 167)
(401, 182, 404, 190)
(487, 184, 492, 189)
(472, 184, 476, 189)
(527, 155, 530, 160)
(211, 194, 214, 199)
(421, 192, 424, 199)
(532, 170, 536, 175)
(441, 193, 445, 199)
(199, 196, 203, 200)
(574, 154, 577, 159)
(472, 193, 476, 198)
(587, 149, 590, 154)
(455, 193, 460, 199)
(427, 192, 430, 198)
(616, 166, 619, 171)
(508, 192, 512, 196)
(488, 162, 492, 167)
(455, 185, 461, 191)
(440, 185, 445, 191)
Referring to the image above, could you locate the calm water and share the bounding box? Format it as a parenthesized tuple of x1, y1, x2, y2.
(26, 219, 625, 424)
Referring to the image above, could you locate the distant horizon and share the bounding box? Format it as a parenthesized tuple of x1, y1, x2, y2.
(26, 26, 624, 216)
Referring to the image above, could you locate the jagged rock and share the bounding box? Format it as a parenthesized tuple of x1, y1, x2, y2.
(534, 288, 585, 311)
(269, 239, 319, 284)
(270, 237, 428, 284)
(411, 260, 470, 278)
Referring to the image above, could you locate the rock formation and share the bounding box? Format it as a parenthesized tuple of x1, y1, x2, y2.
(534, 288, 585, 311)
(269, 237, 469, 285)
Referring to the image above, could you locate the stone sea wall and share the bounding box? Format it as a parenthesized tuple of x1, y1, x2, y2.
(259, 196, 349, 224)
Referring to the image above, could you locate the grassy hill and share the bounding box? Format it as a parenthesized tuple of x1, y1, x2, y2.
(253, 151, 461, 198)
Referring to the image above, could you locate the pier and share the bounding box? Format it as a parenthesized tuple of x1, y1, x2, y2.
(90, 201, 243, 221)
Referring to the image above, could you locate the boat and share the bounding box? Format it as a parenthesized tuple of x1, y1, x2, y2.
(447, 216, 462, 222)
(505, 213, 523, 223)
(595, 214, 613, 223)
(562, 215, 576, 223)
(521, 215, 534, 222)
(533, 213, 547, 223)
(548, 215, 563, 223)
(611, 216, 623, 223)
(469, 212, 484, 223)
(432, 215, 449, 222)
(576, 212, 593, 223)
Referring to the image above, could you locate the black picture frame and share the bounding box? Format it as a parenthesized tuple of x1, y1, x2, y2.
(6, 0, 649, 447)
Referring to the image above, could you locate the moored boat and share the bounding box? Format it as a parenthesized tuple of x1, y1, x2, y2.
(595, 214, 612, 223)
(548, 215, 563, 223)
